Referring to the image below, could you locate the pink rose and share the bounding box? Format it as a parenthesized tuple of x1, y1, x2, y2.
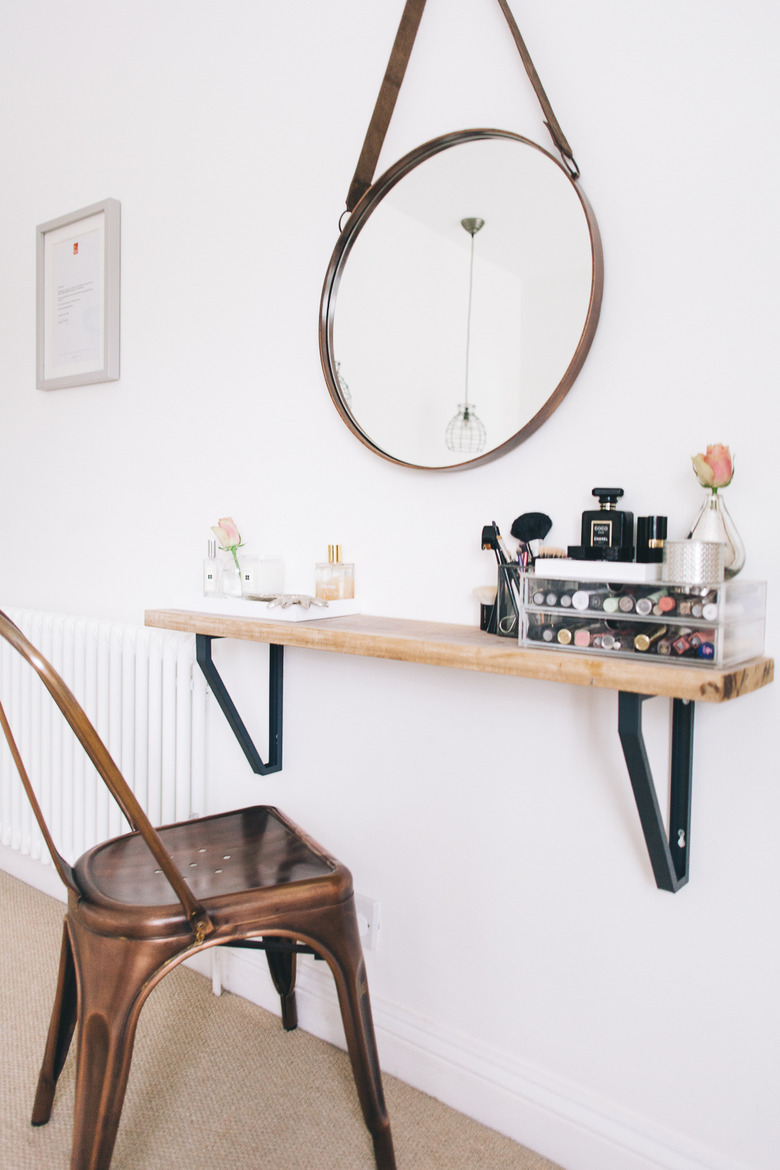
(691, 444, 734, 489)
(211, 517, 242, 550)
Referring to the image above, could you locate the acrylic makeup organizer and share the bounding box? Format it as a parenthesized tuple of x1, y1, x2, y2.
(521, 575, 767, 668)
(145, 605, 773, 895)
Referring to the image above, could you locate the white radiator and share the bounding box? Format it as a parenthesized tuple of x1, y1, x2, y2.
(0, 608, 207, 868)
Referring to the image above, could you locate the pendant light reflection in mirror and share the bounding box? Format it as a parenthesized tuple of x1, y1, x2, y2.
(445, 216, 487, 456)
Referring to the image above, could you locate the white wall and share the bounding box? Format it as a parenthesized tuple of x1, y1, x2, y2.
(1, 3, 778, 1169)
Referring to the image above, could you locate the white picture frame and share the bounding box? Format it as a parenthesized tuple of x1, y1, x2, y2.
(36, 198, 121, 390)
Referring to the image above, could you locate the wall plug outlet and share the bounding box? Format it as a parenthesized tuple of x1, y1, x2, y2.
(355, 894, 380, 951)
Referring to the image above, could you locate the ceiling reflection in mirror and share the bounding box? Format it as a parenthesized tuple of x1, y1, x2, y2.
(320, 131, 603, 470)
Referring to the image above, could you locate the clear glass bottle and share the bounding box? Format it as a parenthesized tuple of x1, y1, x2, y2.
(687, 490, 745, 578)
(203, 539, 219, 596)
(221, 554, 243, 598)
(315, 545, 355, 601)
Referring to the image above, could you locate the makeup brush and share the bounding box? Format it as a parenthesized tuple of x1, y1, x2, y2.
(510, 513, 552, 563)
(481, 523, 508, 565)
(493, 520, 514, 566)
(473, 585, 498, 633)
(473, 585, 498, 606)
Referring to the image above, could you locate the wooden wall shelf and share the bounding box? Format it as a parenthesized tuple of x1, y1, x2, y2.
(145, 608, 774, 893)
(144, 610, 772, 703)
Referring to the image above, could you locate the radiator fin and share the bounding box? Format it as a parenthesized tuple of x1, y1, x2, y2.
(0, 608, 207, 868)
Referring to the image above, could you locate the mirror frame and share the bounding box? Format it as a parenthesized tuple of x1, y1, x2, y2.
(320, 128, 604, 471)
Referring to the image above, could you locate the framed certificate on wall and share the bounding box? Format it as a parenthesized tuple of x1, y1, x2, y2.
(36, 198, 121, 390)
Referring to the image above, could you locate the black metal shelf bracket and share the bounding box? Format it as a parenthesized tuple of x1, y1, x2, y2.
(618, 692, 694, 893)
(196, 634, 283, 775)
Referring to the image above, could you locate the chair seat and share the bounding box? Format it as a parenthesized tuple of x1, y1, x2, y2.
(75, 806, 335, 903)
(72, 806, 351, 941)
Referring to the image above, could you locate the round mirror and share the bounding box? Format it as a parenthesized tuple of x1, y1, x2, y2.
(320, 129, 603, 470)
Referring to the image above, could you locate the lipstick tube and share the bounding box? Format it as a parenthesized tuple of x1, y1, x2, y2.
(598, 625, 636, 650)
(573, 623, 605, 648)
(636, 515, 667, 563)
(635, 590, 663, 616)
(634, 625, 668, 652)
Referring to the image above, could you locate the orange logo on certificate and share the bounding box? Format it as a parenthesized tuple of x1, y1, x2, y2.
(73, 242, 79, 255)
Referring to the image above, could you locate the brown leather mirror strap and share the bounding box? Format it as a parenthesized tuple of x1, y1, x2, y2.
(345, 0, 578, 213)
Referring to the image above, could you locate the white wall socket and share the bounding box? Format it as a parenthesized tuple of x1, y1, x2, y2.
(355, 894, 380, 951)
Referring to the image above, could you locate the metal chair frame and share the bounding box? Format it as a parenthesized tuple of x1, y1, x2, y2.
(0, 610, 395, 1170)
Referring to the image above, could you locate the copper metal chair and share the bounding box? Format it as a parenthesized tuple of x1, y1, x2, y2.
(0, 611, 395, 1170)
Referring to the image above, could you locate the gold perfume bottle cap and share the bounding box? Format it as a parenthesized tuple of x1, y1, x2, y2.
(328, 544, 343, 564)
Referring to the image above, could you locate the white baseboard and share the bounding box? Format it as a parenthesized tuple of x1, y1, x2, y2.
(0, 842, 66, 904)
(208, 944, 756, 1170)
(3, 853, 753, 1170)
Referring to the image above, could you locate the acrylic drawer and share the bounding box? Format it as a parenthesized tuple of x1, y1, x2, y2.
(520, 576, 766, 667)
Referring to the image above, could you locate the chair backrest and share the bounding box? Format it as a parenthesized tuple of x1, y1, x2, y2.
(0, 610, 212, 938)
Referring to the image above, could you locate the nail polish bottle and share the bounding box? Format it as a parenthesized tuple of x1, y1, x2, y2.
(315, 545, 355, 601)
(203, 539, 219, 596)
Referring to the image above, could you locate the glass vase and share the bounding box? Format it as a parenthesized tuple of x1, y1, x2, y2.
(221, 557, 243, 598)
(687, 489, 745, 578)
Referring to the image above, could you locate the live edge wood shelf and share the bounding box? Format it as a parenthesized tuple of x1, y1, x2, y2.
(145, 609, 774, 893)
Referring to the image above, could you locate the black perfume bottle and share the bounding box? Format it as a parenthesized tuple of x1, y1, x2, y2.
(579, 488, 634, 560)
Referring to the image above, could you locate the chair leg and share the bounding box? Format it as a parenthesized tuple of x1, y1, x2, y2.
(66, 917, 182, 1170)
(264, 942, 298, 1030)
(303, 898, 396, 1170)
(32, 921, 78, 1126)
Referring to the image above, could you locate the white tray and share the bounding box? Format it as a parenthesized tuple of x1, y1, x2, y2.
(532, 559, 663, 584)
(169, 596, 362, 622)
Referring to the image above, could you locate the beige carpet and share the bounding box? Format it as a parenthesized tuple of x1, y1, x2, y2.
(0, 868, 563, 1169)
